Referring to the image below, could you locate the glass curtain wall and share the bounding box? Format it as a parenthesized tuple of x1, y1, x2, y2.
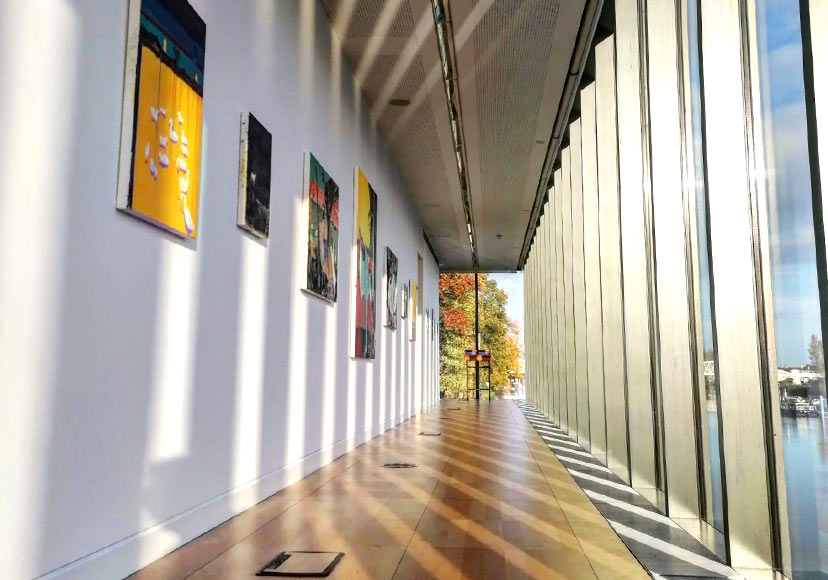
(685, 0, 726, 540)
(755, 0, 828, 576)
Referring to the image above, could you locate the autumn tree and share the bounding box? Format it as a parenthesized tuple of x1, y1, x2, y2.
(439, 273, 522, 398)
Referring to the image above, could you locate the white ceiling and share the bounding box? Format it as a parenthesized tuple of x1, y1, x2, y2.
(321, 0, 586, 270)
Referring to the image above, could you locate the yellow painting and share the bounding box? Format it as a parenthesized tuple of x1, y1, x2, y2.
(352, 168, 377, 358)
(131, 46, 203, 237)
(117, 0, 206, 238)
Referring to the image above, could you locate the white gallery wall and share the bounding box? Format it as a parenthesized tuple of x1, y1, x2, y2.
(0, 1, 440, 578)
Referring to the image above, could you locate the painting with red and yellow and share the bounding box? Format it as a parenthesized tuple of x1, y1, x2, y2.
(117, 0, 205, 238)
(352, 168, 377, 359)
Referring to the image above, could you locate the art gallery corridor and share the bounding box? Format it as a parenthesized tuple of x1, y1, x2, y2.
(126, 400, 645, 579)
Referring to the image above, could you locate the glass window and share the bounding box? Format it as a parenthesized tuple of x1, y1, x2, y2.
(687, 0, 726, 543)
(755, 0, 827, 576)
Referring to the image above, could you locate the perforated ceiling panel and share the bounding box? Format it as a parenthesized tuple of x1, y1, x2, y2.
(470, 1, 561, 270)
(320, 0, 586, 270)
(321, 0, 416, 38)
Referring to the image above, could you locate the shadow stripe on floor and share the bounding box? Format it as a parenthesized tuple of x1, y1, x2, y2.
(516, 401, 743, 580)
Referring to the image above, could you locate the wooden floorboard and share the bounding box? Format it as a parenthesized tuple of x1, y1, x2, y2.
(128, 400, 649, 580)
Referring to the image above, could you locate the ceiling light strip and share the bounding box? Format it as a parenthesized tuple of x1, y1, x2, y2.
(517, 0, 604, 269)
(431, 0, 479, 267)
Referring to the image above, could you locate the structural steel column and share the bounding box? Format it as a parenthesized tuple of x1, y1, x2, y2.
(544, 197, 555, 419)
(537, 213, 547, 413)
(554, 168, 568, 430)
(615, 0, 658, 494)
(561, 148, 577, 437)
(571, 119, 591, 447)
(595, 35, 629, 477)
(646, 0, 701, 519)
(548, 186, 561, 427)
(581, 80, 607, 461)
(699, 0, 779, 568)
(803, 0, 828, 384)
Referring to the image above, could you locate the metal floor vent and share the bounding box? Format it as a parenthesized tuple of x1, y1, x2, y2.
(258, 551, 344, 577)
(418, 431, 442, 436)
(382, 462, 417, 468)
(447, 407, 462, 410)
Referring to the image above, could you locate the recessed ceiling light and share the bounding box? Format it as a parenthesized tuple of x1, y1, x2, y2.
(389, 99, 411, 107)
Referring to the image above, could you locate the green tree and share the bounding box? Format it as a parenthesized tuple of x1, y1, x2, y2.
(439, 273, 522, 398)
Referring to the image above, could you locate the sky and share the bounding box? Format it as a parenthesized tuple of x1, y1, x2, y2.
(488, 272, 524, 344)
(757, 0, 822, 366)
(691, 0, 821, 366)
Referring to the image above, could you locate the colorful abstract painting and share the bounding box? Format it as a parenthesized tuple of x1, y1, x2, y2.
(237, 112, 272, 237)
(352, 168, 377, 358)
(304, 153, 340, 301)
(410, 281, 418, 342)
(117, 0, 206, 238)
(385, 247, 398, 329)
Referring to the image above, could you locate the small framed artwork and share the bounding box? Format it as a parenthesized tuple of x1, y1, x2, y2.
(237, 112, 272, 238)
(385, 247, 398, 329)
(410, 281, 418, 342)
(401, 281, 409, 319)
(116, 0, 206, 238)
(302, 152, 340, 302)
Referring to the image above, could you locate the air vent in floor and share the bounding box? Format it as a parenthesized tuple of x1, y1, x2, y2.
(382, 462, 417, 468)
(258, 551, 344, 577)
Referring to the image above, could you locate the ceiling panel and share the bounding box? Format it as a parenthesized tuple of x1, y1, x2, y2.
(320, 0, 586, 270)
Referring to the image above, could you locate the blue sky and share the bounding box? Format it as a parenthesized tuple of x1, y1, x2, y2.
(692, 0, 821, 366)
(489, 272, 524, 344)
(758, 0, 822, 365)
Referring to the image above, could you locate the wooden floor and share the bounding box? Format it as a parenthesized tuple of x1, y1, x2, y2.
(130, 400, 649, 580)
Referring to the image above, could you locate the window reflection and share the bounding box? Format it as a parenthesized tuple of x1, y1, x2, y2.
(756, 0, 828, 576)
(687, 0, 726, 540)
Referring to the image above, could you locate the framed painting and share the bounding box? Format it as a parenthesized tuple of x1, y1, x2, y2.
(116, 0, 206, 238)
(302, 152, 340, 302)
(352, 168, 377, 358)
(237, 112, 272, 238)
(401, 281, 409, 319)
(384, 247, 398, 329)
(410, 280, 418, 342)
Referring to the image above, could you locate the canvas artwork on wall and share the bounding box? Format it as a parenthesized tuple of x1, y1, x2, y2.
(116, 0, 206, 238)
(237, 112, 272, 238)
(352, 168, 377, 358)
(303, 153, 340, 301)
(401, 282, 409, 319)
(385, 247, 398, 329)
(410, 281, 418, 342)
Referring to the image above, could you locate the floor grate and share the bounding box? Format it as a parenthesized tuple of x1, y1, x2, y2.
(382, 462, 417, 468)
(418, 431, 442, 436)
(258, 551, 344, 577)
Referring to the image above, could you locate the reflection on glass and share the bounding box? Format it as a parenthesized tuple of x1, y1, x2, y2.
(688, 0, 725, 536)
(756, 0, 828, 577)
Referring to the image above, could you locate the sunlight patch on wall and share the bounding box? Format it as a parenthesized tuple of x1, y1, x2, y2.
(232, 237, 269, 507)
(147, 243, 199, 463)
(0, 2, 78, 577)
